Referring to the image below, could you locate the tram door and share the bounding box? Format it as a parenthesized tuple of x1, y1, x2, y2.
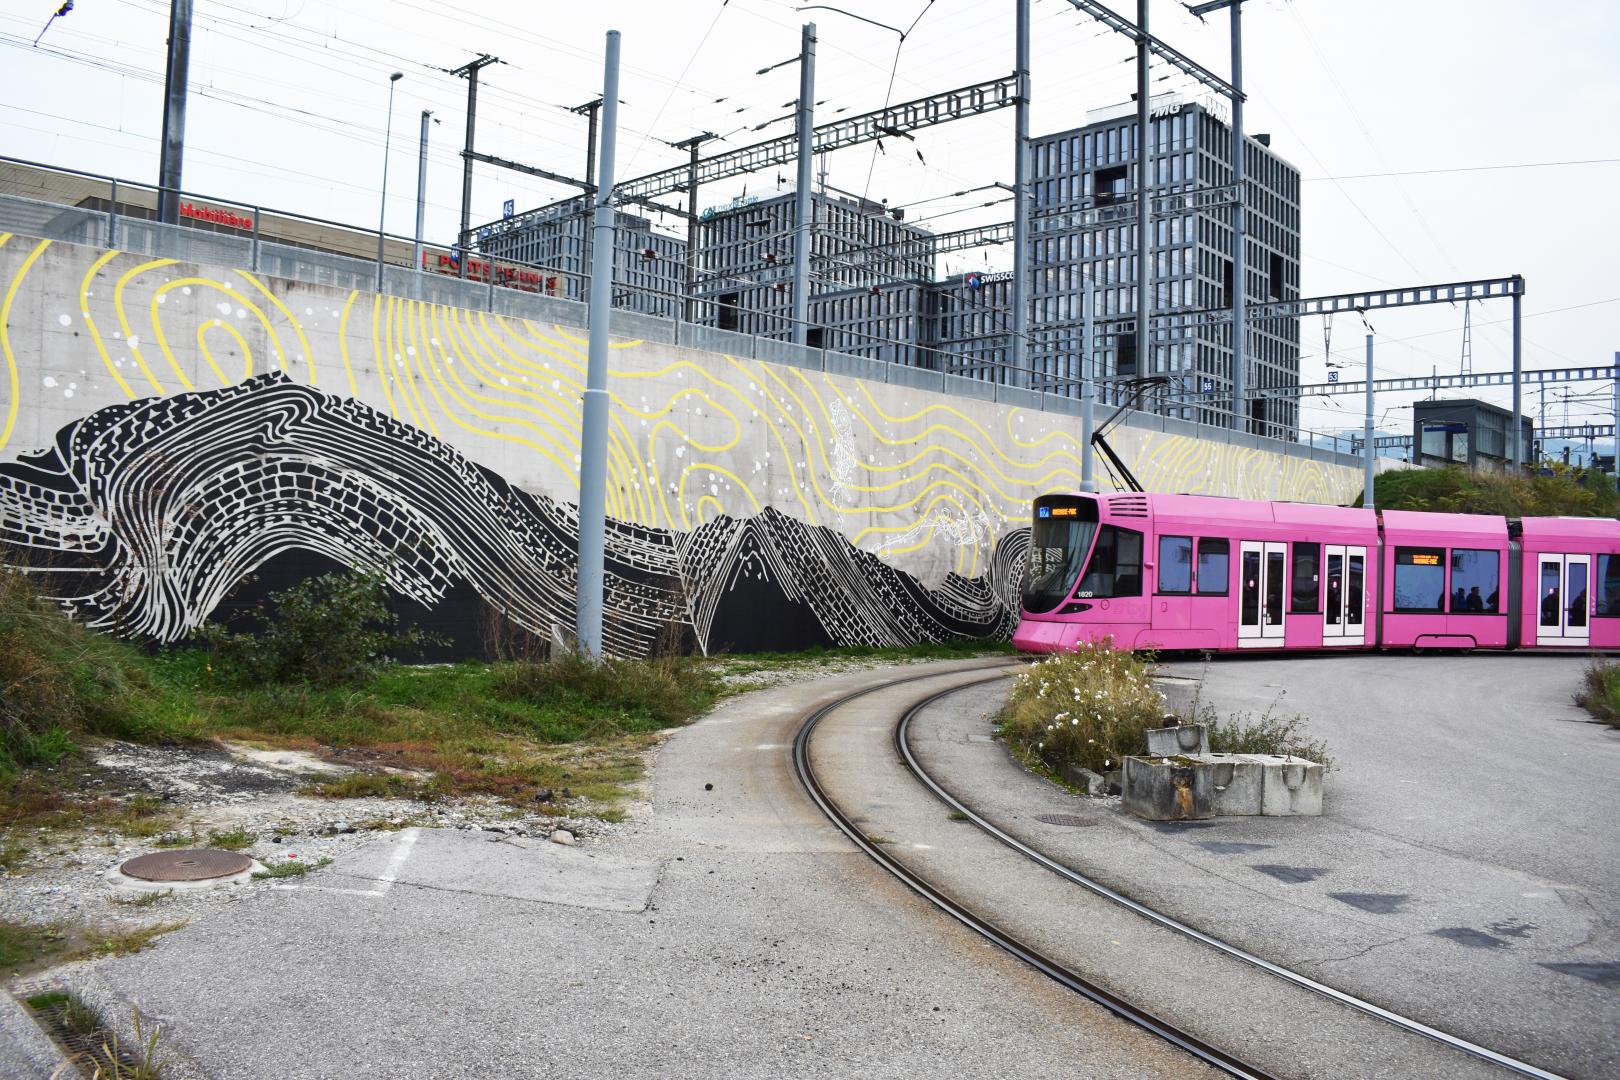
(1238, 542, 1287, 646)
(1322, 545, 1368, 646)
(1536, 554, 1590, 647)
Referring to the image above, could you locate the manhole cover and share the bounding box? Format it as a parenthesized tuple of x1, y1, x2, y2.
(120, 849, 253, 882)
(1035, 813, 1100, 827)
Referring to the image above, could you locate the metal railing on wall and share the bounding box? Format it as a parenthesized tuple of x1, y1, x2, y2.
(0, 153, 1366, 472)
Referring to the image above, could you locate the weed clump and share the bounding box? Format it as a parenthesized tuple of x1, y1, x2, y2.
(195, 569, 429, 688)
(492, 652, 722, 738)
(997, 641, 1165, 776)
(0, 567, 155, 780)
(1576, 660, 1620, 727)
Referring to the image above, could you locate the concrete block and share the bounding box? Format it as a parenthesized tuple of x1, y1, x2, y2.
(1195, 752, 1265, 816)
(1060, 763, 1108, 795)
(1122, 756, 1214, 821)
(1147, 722, 1209, 758)
(1251, 754, 1325, 816)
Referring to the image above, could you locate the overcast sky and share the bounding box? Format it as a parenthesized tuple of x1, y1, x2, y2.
(5, 0, 1617, 440)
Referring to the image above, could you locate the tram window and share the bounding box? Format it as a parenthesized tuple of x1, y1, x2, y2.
(1157, 535, 1193, 594)
(1393, 547, 1446, 612)
(1540, 560, 1561, 627)
(1345, 553, 1364, 626)
(1196, 538, 1229, 595)
(1290, 542, 1320, 613)
(1078, 525, 1144, 598)
(1448, 549, 1500, 613)
(1598, 555, 1620, 616)
(1240, 549, 1261, 624)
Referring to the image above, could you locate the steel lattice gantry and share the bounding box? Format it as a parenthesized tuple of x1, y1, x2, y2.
(611, 76, 1020, 206)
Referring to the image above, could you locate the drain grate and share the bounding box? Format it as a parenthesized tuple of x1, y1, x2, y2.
(1035, 813, 1100, 827)
(120, 848, 252, 882)
(21, 987, 151, 1078)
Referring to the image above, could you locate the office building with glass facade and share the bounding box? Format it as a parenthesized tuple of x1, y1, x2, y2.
(1027, 95, 1301, 435)
(479, 196, 686, 318)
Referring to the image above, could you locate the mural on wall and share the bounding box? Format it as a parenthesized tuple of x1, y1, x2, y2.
(0, 373, 1020, 653)
(0, 235, 1362, 654)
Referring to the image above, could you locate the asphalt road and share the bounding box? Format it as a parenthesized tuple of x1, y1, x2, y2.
(904, 652, 1620, 1079)
(62, 661, 1204, 1080)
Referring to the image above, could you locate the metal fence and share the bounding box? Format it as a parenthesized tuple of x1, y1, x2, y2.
(0, 153, 1365, 472)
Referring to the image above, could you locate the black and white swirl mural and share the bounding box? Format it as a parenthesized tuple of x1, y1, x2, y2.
(0, 373, 1024, 656)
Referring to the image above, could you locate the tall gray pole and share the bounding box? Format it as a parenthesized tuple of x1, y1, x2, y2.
(1612, 351, 1619, 492)
(414, 110, 432, 272)
(156, 0, 193, 225)
(376, 72, 403, 294)
(453, 56, 499, 279)
(1135, 0, 1153, 397)
(1011, 0, 1031, 388)
(577, 30, 621, 660)
(1363, 333, 1376, 510)
(791, 23, 817, 345)
(1511, 283, 1523, 469)
(1228, 0, 1247, 432)
(1081, 274, 1096, 492)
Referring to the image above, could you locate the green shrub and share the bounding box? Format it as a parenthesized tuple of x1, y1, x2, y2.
(195, 569, 429, 688)
(1206, 708, 1334, 772)
(0, 566, 156, 779)
(1367, 466, 1620, 518)
(1576, 660, 1620, 727)
(997, 641, 1166, 775)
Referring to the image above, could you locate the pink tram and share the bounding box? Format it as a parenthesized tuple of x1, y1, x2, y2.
(1013, 491, 1620, 655)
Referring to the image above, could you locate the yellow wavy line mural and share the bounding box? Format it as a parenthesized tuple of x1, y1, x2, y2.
(0, 241, 1366, 581)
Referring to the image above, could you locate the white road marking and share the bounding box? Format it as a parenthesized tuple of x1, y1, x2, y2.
(375, 827, 421, 891)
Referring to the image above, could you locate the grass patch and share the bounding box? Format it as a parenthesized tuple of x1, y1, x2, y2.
(252, 855, 332, 880)
(2, 563, 1016, 825)
(203, 826, 255, 851)
(72, 921, 187, 961)
(0, 919, 67, 970)
(998, 641, 1165, 776)
(112, 890, 173, 908)
(298, 772, 419, 800)
(1576, 660, 1620, 727)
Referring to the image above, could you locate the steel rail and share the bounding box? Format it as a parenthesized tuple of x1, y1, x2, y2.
(894, 677, 1568, 1080)
(790, 664, 1280, 1080)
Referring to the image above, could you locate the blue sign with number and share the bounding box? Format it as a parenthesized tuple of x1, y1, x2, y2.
(1201, 378, 1214, 393)
(503, 199, 515, 219)
(1327, 370, 1339, 383)
(1038, 506, 1051, 518)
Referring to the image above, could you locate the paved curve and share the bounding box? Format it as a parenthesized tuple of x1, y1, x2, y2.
(59, 661, 1206, 1080)
(906, 652, 1620, 1079)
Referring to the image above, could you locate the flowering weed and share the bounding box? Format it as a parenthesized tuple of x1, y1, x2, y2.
(998, 640, 1165, 776)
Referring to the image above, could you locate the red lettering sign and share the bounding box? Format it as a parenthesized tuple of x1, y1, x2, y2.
(178, 201, 253, 231)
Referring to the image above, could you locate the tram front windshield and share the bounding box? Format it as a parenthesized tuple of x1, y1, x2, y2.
(1023, 497, 1099, 614)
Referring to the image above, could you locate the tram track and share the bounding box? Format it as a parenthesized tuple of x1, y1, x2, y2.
(791, 663, 1569, 1080)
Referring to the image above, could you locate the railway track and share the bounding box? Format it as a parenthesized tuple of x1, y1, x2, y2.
(791, 663, 1568, 1080)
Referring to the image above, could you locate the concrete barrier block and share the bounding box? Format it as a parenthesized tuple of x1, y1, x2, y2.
(1122, 756, 1214, 821)
(1060, 763, 1108, 795)
(1194, 752, 1265, 816)
(1147, 723, 1209, 757)
(1251, 755, 1325, 816)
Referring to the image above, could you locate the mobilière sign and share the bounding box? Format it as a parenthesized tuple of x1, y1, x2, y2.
(428, 253, 562, 296)
(179, 201, 253, 230)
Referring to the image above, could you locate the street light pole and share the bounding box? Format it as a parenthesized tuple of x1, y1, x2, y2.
(414, 109, 433, 273)
(791, 22, 816, 345)
(576, 30, 621, 661)
(376, 72, 403, 294)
